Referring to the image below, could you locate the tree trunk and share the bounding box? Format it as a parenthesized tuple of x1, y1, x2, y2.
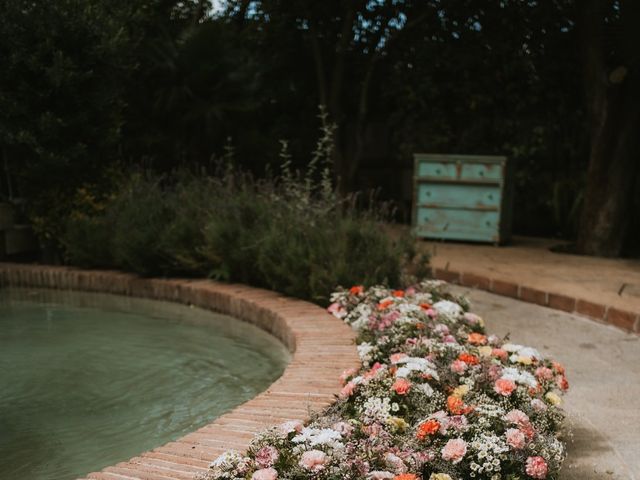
(576, 0, 640, 257)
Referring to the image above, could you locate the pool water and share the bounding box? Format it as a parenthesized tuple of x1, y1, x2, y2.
(0, 288, 290, 480)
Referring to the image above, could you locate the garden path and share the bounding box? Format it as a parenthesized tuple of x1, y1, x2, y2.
(421, 236, 640, 333)
(450, 285, 640, 480)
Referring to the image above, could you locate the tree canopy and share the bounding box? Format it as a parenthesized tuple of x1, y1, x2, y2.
(0, 0, 637, 256)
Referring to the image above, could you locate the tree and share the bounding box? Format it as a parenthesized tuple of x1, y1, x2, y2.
(576, 0, 640, 256)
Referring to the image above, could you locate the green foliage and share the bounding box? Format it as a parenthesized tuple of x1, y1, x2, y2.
(62, 165, 421, 303)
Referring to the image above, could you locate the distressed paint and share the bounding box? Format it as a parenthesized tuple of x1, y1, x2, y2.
(412, 154, 513, 244)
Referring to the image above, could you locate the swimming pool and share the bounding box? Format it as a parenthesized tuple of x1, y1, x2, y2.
(0, 288, 290, 480)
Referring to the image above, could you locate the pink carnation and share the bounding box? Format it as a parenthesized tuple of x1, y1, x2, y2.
(505, 428, 526, 449)
(390, 353, 408, 364)
(535, 366, 554, 381)
(392, 378, 412, 395)
(255, 446, 279, 468)
(491, 348, 508, 360)
(332, 421, 354, 436)
(487, 364, 503, 381)
(525, 456, 548, 479)
(278, 420, 303, 434)
(450, 360, 468, 374)
(327, 302, 346, 318)
(384, 452, 407, 473)
(531, 398, 548, 412)
(299, 450, 327, 472)
(251, 468, 278, 480)
(463, 312, 483, 325)
(504, 409, 530, 426)
(339, 368, 357, 385)
(441, 438, 467, 464)
(494, 378, 516, 396)
(340, 381, 357, 398)
(369, 472, 395, 480)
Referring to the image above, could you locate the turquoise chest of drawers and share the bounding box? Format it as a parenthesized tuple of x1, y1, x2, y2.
(412, 154, 514, 244)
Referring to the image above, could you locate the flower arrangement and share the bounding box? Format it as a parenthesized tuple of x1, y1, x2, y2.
(198, 280, 569, 480)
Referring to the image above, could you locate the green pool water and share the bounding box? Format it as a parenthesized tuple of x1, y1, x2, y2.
(0, 288, 290, 480)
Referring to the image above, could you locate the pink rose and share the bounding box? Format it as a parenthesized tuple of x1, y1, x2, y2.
(525, 456, 548, 479)
(251, 468, 278, 480)
(441, 438, 467, 464)
(255, 446, 279, 468)
(494, 378, 516, 396)
(505, 428, 526, 449)
(450, 359, 468, 374)
(299, 450, 328, 472)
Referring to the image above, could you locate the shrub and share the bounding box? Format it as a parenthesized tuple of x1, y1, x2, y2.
(61, 118, 427, 303)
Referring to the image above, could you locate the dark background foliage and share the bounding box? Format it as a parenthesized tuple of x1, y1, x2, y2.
(1, 0, 638, 257)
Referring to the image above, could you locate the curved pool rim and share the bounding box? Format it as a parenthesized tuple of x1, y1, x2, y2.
(0, 263, 360, 480)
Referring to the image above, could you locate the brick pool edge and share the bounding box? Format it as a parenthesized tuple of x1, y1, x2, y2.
(0, 263, 360, 480)
(432, 267, 640, 334)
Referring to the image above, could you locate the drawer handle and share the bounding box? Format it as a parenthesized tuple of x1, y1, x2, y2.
(479, 170, 484, 176)
(488, 194, 493, 200)
(435, 169, 441, 174)
(485, 220, 491, 226)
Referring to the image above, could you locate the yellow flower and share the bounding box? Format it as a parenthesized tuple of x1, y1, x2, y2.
(430, 474, 453, 480)
(452, 384, 470, 398)
(387, 416, 409, 432)
(478, 346, 492, 357)
(517, 355, 533, 365)
(545, 391, 562, 406)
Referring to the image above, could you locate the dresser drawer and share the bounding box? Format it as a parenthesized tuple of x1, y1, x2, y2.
(416, 161, 458, 180)
(460, 162, 503, 182)
(416, 183, 501, 210)
(415, 207, 500, 242)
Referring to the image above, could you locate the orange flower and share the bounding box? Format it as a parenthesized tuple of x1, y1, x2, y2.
(378, 299, 394, 310)
(392, 289, 405, 298)
(447, 395, 473, 415)
(416, 419, 440, 439)
(393, 475, 418, 480)
(556, 375, 569, 391)
(415, 322, 426, 330)
(419, 303, 432, 310)
(349, 285, 364, 295)
(552, 361, 566, 375)
(458, 352, 480, 365)
(468, 332, 487, 345)
(392, 378, 412, 395)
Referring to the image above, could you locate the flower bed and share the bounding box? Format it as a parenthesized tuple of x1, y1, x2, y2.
(199, 281, 569, 480)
